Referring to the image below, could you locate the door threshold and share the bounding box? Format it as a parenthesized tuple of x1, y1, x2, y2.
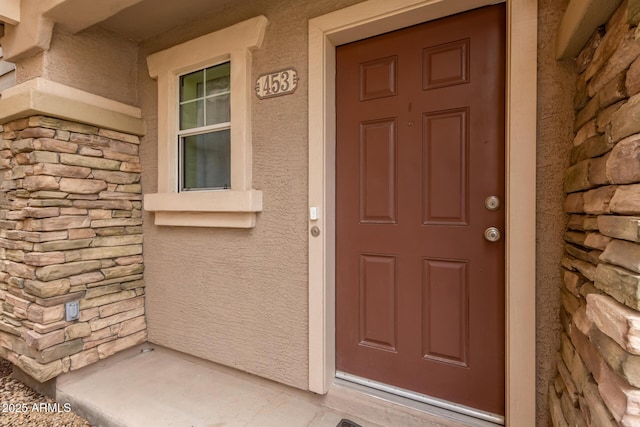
(335, 372, 504, 426)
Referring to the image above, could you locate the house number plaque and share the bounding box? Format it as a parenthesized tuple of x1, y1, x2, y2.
(255, 68, 298, 99)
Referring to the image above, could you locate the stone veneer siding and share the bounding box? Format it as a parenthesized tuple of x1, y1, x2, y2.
(0, 115, 146, 383)
(551, 3, 640, 426)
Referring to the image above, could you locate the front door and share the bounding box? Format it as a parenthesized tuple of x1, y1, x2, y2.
(336, 4, 505, 416)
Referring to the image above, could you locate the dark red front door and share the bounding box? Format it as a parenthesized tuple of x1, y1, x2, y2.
(336, 4, 506, 415)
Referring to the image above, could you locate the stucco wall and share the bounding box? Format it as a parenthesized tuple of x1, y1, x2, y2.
(15, 27, 138, 107)
(537, 0, 575, 425)
(0, 0, 588, 420)
(138, 0, 574, 407)
(0, 0, 576, 416)
(138, 0, 362, 389)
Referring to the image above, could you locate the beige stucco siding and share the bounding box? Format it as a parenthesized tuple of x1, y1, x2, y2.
(130, 0, 573, 410)
(0, 0, 584, 419)
(15, 27, 138, 107)
(47, 27, 139, 106)
(536, 0, 574, 424)
(138, 0, 362, 389)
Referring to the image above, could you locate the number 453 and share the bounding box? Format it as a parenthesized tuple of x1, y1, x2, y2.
(255, 69, 299, 99)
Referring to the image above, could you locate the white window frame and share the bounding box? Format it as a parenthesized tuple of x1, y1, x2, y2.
(145, 16, 268, 228)
(178, 61, 232, 191)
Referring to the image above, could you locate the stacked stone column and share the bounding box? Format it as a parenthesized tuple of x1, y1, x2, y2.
(551, 3, 640, 426)
(0, 115, 146, 382)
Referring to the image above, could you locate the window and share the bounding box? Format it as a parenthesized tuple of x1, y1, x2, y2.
(144, 16, 267, 228)
(179, 62, 231, 190)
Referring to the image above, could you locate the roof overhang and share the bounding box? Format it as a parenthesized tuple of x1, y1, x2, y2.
(555, 0, 623, 59)
(0, 0, 237, 64)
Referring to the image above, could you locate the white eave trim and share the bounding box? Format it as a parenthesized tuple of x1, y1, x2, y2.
(0, 78, 144, 135)
(555, 0, 622, 59)
(43, 0, 143, 34)
(146, 15, 268, 78)
(0, 0, 20, 26)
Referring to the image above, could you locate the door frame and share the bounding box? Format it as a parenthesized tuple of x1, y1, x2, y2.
(307, 0, 537, 424)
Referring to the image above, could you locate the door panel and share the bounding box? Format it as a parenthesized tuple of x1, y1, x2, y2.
(336, 4, 506, 416)
(359, 254, 397, 351)
(359, 119, 397, 223)
(423, 108, 468, 224)
(423, 38, 470, 90)
(360, 56, 398, 100)
(422, 258, 468, 367)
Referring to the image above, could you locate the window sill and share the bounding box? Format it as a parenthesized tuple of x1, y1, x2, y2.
(144, 190, 262, 228)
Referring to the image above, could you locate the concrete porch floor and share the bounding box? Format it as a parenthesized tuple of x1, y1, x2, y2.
(55, 344, 499, 427)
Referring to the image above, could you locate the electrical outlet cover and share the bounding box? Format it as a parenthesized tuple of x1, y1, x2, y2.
(65, 301, 80, 321)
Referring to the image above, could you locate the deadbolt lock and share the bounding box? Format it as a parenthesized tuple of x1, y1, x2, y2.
(485, 196, 500, 211)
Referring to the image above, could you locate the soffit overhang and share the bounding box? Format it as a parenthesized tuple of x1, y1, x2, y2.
(0, 0, 230, 63)
(556, 0, 624, 59)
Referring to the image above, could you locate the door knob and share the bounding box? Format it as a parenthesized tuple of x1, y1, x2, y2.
(484, 227, 501, 242)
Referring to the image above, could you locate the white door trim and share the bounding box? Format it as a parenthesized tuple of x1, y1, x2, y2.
(307, 0, 537, 424)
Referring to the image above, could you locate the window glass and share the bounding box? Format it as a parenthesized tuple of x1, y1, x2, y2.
(179, 62, 230, 130)
(180, 100, 204, 130)
(205, 62, 230, 96)
(182, 130, 231, 190)
(180, 69, 204, 102)
(206, 94, 230, 125)
(178, 61, 231, 190)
